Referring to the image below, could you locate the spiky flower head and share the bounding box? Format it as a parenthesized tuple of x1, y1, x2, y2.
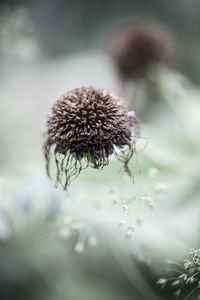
(110, 23, 174, 80)
(44, 86, 139, 189)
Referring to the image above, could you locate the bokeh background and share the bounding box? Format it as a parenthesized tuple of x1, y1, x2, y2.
(0, 1, 200, 299)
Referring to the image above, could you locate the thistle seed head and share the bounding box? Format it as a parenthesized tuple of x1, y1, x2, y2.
(44, 86, 139, 189)
(110, 24, 174, 80)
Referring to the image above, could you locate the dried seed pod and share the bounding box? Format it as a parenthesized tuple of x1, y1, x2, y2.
(110, 24, 174, 80)
(44, 86, 139, 189)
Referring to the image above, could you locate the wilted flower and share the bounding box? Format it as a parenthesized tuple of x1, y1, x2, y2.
(44, 86, 139, 189)
(110, 23, 174, 80)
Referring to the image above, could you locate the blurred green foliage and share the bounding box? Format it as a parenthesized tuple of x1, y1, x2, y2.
(0, 2, 200, 300)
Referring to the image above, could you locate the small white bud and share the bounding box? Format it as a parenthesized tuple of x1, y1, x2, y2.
(128, 111, 136, 118)
(70, 222, 83, 231)
(140, 196, 155, 209)
(74, 242, 85, 254)
(148, 168, 159, 178)
(128, 225, 135, 232)
(112, 199, 117, 206)
(140, 196, 153, 203)
(122, 205, 128, 212)
(155, 183, 170, 192)
(119, 221, 125, 228)
(148, 203, 155, 209)
(88, 235, 98, 247)
(58, 227, 71, 239)
(125, 230, 133, 239)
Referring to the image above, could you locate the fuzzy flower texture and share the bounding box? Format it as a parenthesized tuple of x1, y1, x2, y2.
(44, 86, 139, 189)
(110, 24, 174, 80)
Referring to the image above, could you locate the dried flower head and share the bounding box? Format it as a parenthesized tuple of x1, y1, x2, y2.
(44, 86, 139, 189)
(110, 23, 174, 80)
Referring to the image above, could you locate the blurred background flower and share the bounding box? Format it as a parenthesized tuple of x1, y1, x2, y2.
(109, 23, 174, 80)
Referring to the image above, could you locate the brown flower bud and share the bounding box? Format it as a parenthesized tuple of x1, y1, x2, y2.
(110, 23, 174, 80)
(43, 86, 139, 189)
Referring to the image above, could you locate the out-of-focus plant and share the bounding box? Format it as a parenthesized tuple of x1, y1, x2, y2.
(109, 22, 176, 120)
(157, 249, 200, 299)
(109, 23, 174, 81)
